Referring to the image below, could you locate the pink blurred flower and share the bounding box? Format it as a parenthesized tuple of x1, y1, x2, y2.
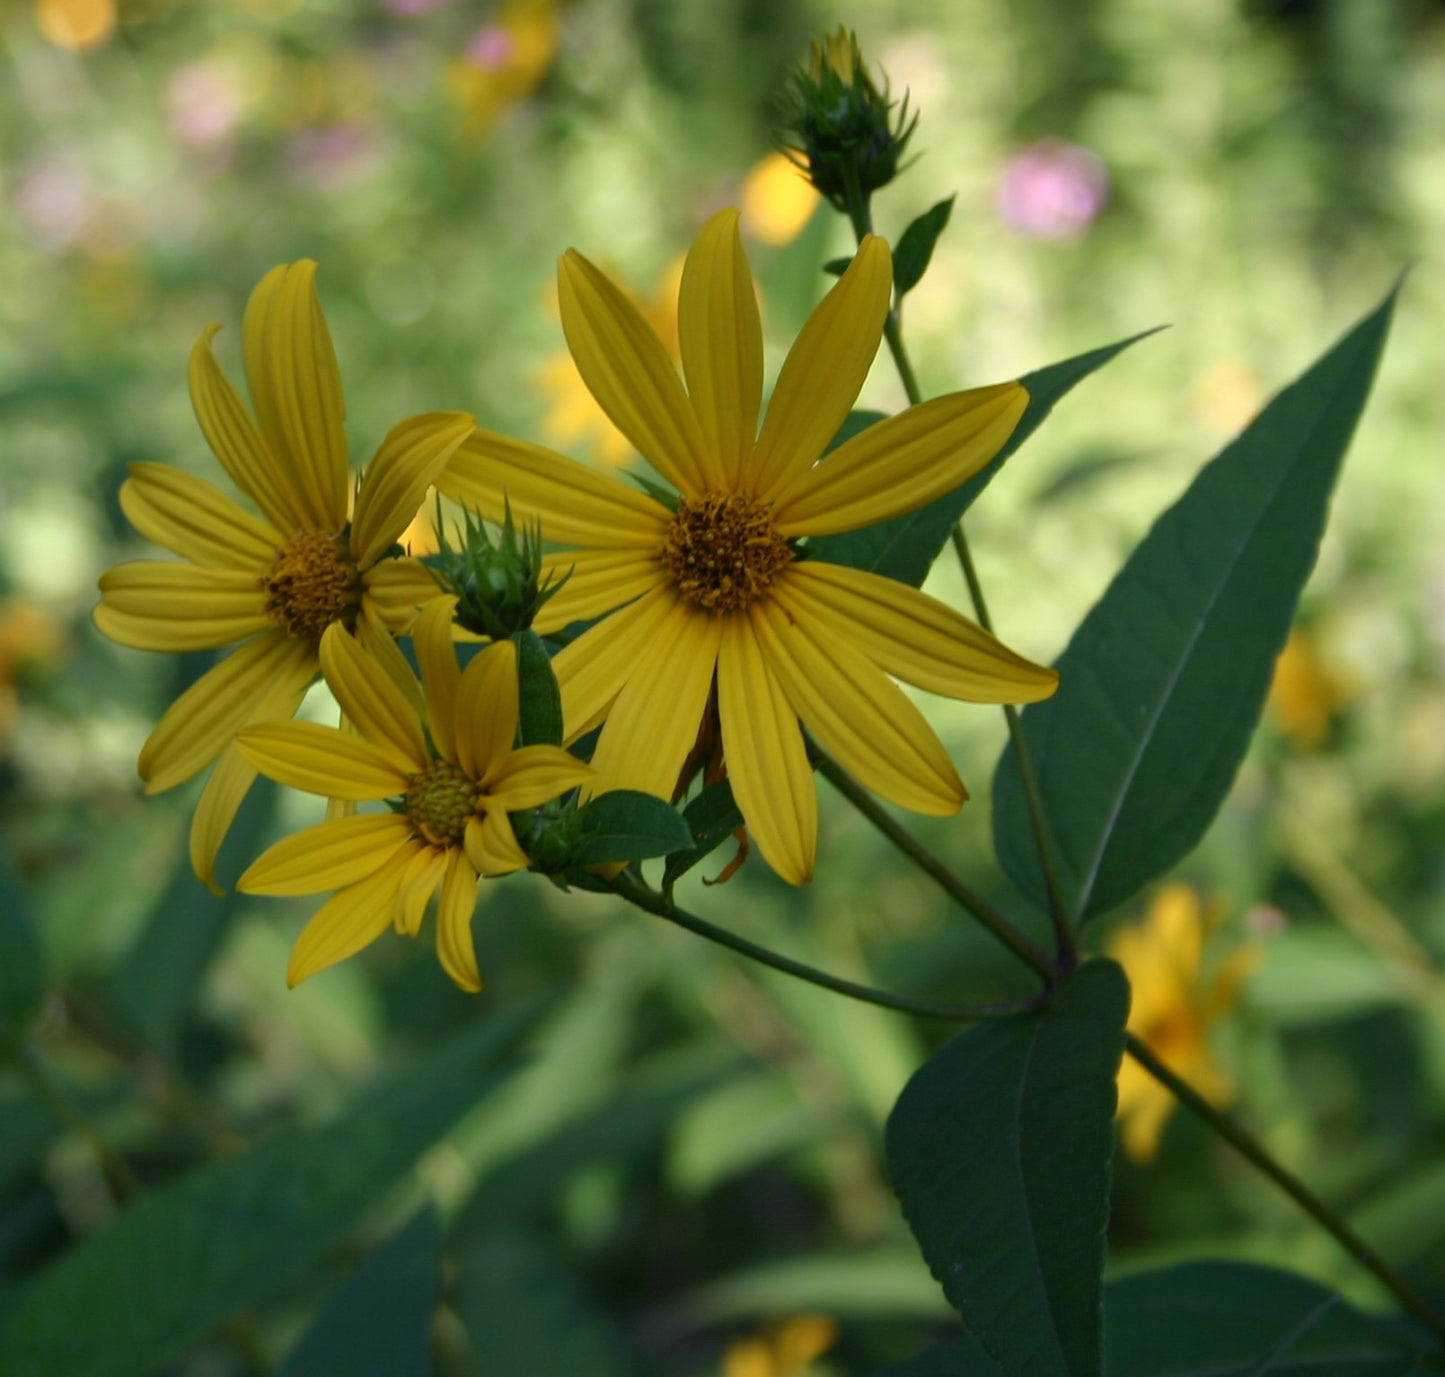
(287, 122, 383, 191)
(380, 0, 452, 12)
(17, 159, 89, 252)
(997, 140, 1108, 240)
(166, 62, 246, 150)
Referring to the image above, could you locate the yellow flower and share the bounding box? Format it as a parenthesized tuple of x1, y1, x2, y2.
(1111, 883, 1259, 1162)
(94, 262, 473, 890)
(0, 600, 65, 757)
(1268, 627, 1344, 750)
(535, 256, 684, 470)
(740, 152, 821, 248)
(722, 1314, 837, 1377)
(235, 599, 593, 990)
(439, 209, 1058, 884)
(447, 0, 559, 136)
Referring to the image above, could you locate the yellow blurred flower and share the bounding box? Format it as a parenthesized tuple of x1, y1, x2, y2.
(0, 601, 65, 756)
(447, 0, 559, 135)
(236, 601, 592, 990)
(1111, 883, 1259, 1162)
(722, 1314, 837, 1377)
(1268, 627, 1345, 750)
(35, 0, 115, 51)
(535, 256, 683, 469)
(93, 262, 473, 890)
(740, 152, 821, 247)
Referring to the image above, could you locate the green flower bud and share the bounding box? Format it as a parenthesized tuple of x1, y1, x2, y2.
(423, 500, 569, 640)
(775, 26, 917, 211)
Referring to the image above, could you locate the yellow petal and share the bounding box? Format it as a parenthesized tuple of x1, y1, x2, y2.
(286, 861, 409, 987)
(138, 632, 315, 793)
(121, 463, 282, 571)
(363, 557, 445, 635)
(454, 639, 518, 782)
(550, 584, 678, 742)
(586, 604, 720, 800)
(752, 599, 965, 816)
(749, 236, 891, 499)
(351, 411, 475, 570)
(482, 744, 592, 807)
(318, 623, 427, 772)
(434, 848, 484, 992)
(190, 676, 308, 893)
(439, 430, 670, 550)
(772, 383, 1027, 536)
(242, 261, 350, 531)
(775, 563, 1059, 702)
(188, 324, 298, 534)
(412, 595, 461, 764)
(716, 615, 815, 884)
(559, 248, 710, 498)
(353, 608, 426, 717)
(236, 720, 412, 798)
(678, 209, 763, 491)
(465, 809, 531, 878)
(95, 562, 272, 651)
(241, 813, 416, 895)
(534, 549, 666, 635)
(393, 843, 447, 936)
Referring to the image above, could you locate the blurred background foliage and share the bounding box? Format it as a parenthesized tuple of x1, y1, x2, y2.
(2, 0, 1445, 1372)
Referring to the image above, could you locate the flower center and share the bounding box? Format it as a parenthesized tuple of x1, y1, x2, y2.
(260, 532, 360, 642)
(660, 493, 792, 614)
(404, 760, 478, 846)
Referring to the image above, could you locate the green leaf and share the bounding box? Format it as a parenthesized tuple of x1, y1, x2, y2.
(885, 961, 1129, 1377)
(1104, 1261, 1431, 1375)
(893, 196, 955, 297)
(661, 779, 744, 888)
(454, 1230, 631, 1377)
(107, 781, 279, 1052)
(513, 628, 564, 748)
(823, 255, 853, 277)
(994, 287, 1398, 923)
(809, 330, 1160, 586)
(866, 1337, 1005, 1376)
(0, 1006, 538, 1377)
(0, 840, 44, 1045)
(570, 790, 693, 865)
(276, 1208, 442, 1377)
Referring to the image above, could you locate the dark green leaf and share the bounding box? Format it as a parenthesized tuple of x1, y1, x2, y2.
(108, 781, 279, 1052)
(893, 196, 955, 297)
(0, 1006, 538, 1377)
(276, 1208, 442, 1377)
(513, 629, 564, 748)
(662, 780, 745, 887)
(866, 1337, 1004, 1376)
(810, 330, 1160, 586)
(994, 287, 1397, 922)
(823, 255, 853, 277)
(570, 790, 693, 865)
(886, 961, 1129, 1377)
(1105, 1261, 1431, 1376)
(454, 1230, 631, 1377)
(0, 840, 44, 1044)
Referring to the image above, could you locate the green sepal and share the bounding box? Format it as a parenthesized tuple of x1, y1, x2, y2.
(822, 255, 854, 277)
(893, 195, 955, 296)
(512, 628, 563, 748)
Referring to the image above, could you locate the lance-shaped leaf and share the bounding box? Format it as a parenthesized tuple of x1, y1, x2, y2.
(885, 960, 1129, 1377)
(570, 789, 693, 865)
(994, 286, 1397, 923)
(0, 1007, 537, 1377)
(513, 628, 564, 748)
(662, 779, 745, 888)
(893, 196, 955, 297)
(276, 1208, 443, 1377)
(1104, 1261, 1432, 1376)
(809, 330, 1159, 587)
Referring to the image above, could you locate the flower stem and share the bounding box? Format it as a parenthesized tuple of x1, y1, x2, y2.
(4, 1042, 142, 1205)
(948, 525, 1075, 964)
(815, 754, 1056, 984)
(609, 870, 1045, 1022)
(1125, 1032, 1445, 1346)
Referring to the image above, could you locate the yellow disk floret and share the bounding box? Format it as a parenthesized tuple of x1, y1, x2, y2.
(404, 759, 479, 846)
(260, 531, 360, 642)
(661, 492, 792, 614)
